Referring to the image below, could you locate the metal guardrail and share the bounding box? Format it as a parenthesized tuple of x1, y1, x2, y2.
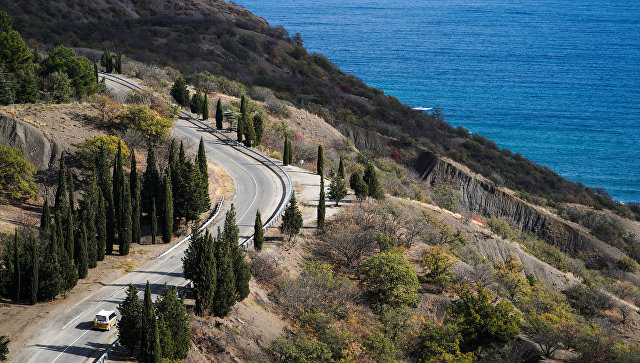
(93, 338, 119, 363)
(99, 72, 293, 247)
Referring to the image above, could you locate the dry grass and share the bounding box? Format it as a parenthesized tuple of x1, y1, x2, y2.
(112, 260, 139, 273)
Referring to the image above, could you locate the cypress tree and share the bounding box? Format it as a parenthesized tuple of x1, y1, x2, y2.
(190, 91, 202, 114)
(280, 192, 303, 242)
(83, 173, 98, 268)
(118, 283, 142, 353)
(202, 93, 209, 120)
(54, 211, 64, 264)
(120, 178, 132, 255)
(317, 177, 326, 229)
(60, 242, 77, 296)
(287, 139, 293, 165)
(68, 170, 75, 215)
(115, 53, 122, 74)
(65, 206, 74, 263)
(114, 142, 125, 241)
(106, 186, 115, 255)
(156, 285, 191, 359)
(40, 198, 51, 238)
(338, 156, 346, 179)
(162, 168, 173, 243)
(105, 51, 113, 73)
(130, 150, 141, 245)
(55, 153, 69, 218)
(170, 77, 189, 107)
(151, 198, 157, 245)
(172, 142, 186, 220)
(195, 137, 210, 212)
(100, 50, 108, 67)
(215, 98, 223, 129)
(363, 163, 384, 199)
(243, 111, 256, 147)
(96, 192, 106, 261)
(212, 227, 235, 318)
(184, 226, 216, 317)
(254, 209, 264, 251)
(317, 145, 324, 175)
(29, 232, 38, 304)
(283, 135, 289, 166)
(142, 143, 161, 215)
(11, 231, 20, 301)
(77, 222, 88, 279)
(140, 281, 162, 363)
(237, 95, 246, 142)
(38, 233, 60, 301)
(254, 114, 264, 145)
(93, 62, 98, 83)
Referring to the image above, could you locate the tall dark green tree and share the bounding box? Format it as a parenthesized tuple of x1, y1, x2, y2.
(151, 199, 157, 245)
(130, 150, 141, 245)
(215, 98, 223, 129)
(93, 62, 98, 83)
(287, 138, 293, 165)
(77, 222, 88, 279)
(40, 45, 97, 99)
(338, 157, 346, 180)
(105, 186, 115, 255)
(202, 93, 209, 120)
(38, 232, 61, 301)
(280, 193, 303, 242)
(120, 179, 132, 255)
(195, 137, 211, 213)
(237, 95, 246, 142)
(12, 231, 20, 301)
(170, 77, 189, 107)
(317, 177, 326, 229)
(162, 168, 173, 243)
(190, 91, 203, 114)
(118, 283, 142, 353)
(140, 281, 162, 363)
(213, 227, 235, 318)
(254, 210, 264, 251)
(283, 135, 290, 166)
(243, 110, 256, 147)
(183, 225, 216, 317)
(156, 285, 192, 359)
(113, 142, 125, 244)
(363, 163, 384, 199)
(115, 53, 122, 74)
(142, 143, 161, 215)
(96, 192, 106, 261)
(317, 145, 324, 175)
(83, 173, 98, 268)
(55, 153, 69, 218)
(65, 206, 74, 264)
(40, 198, 51, 239)
(254, 114, 264, 145)
(28, 232, 38, 304)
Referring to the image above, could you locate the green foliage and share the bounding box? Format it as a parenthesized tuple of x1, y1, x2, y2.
(140, 281, 162, 363)
(0, 335, 8, 361)
(118, 283, 142, 352)
(28, 232, 38, 304)
(130, 151, 141, 246)
(151, 199, 157, 244)
(42, 71, 73, 103)
(0, 144, 37, 202)
(0, 11, 36, 104)
(280, 192, 303, 241)
(162, 168, 173, 243)
(215, 98, 223, 129)
(328, 177, 348, 206)
(450, 284, 521, 352)
(76, 135, 130, 168)
(202, 93, 209, 120)
(254, 113, 264, 145)
(170, 77, 189, 107)
(270, 334, 333, 363)
(223, 206, 251, 302)
(433, 187, 461, 212)
(360, 250, 419, 308)
(121, 104, 175, 142)
(563, 284, 611, 319)
(183, 224, 216, 316)
(156, 285, 191, 360)
(254, 209, 264, 251)
(349, 172, 368, 200)
(190, 91, 203, 115)
(421, 246, 456, 289)
(317, 145, 324, 175)
(142, 143, 161, 215)
(77, 222, 88, 278)
(317, 177, 326, 229)
(120, 174, 132, 255)
(338, 157, 346, 180)
(38, 234, 61, 301)
(413, 322, 473, 363)
(616, 256, 639, 273)
(213, 225, 236, 317)
(96, 192, 106, 261)
(363, 163, 384, 199)
(40, 45, 96, 99)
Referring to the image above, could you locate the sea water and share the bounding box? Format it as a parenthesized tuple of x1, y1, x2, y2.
(235, 0, 640, 203)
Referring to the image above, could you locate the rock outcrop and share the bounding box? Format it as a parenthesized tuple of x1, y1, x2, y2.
(0, 115, 59, 170)
(416, 150, 625, 263)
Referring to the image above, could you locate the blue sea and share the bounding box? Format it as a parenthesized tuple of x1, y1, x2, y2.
(235, 0, 640, 203)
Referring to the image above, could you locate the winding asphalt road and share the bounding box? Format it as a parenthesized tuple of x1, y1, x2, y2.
(10, 77, 288, 362)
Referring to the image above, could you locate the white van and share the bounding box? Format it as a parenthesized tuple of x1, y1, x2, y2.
(93, 310, 117, 331)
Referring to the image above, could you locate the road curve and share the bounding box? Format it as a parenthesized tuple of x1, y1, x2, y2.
(10, 76, 288, 363)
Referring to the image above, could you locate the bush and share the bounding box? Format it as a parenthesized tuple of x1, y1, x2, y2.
(121, 104, 175, 141)
(246, 86, 275, 101)
(41, 71, 73, 103)
(421, 246, 457, 289)
(563, 284, 612, 319)
(266, 98, 291, 118)
(360, 250, 419, 308)
(412, 322, 474, 363)
(616, 256, 639, 273)
(432, 187, 461, 212)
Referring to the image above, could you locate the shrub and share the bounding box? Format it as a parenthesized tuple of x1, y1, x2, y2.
(616, 256, 639, 273)
(360, 250, 419, 308)
(41, 71, 73, 103)
(0, 144, 37, 202)
(432, 187, 461, 212)
(121, 104, 175, 141)
(266, 98, 291, 118)
(421, 246, 457, 289)
(246, 86, 275, 101)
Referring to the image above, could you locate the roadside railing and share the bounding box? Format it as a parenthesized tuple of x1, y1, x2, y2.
(99, 72, 293, 247)
(93, 338, 119, 363)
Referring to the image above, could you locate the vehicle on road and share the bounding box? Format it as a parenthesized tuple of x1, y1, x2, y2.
(93, 310, 117, 331)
